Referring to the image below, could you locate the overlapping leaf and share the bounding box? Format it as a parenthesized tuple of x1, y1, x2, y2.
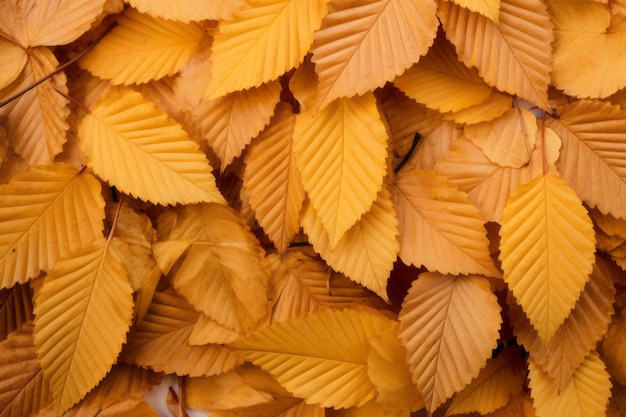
(293, 92, 388, 247)
(453, 0, 500, 22)
(499, 174, 596, 343)
(546, 100, 626, 218)
(398, 273, 502, 413)
(393, 168, 500, 276)
(311, 0, 438, 109)
(78, 89, 225, 206)
(0, 164, 104, 289)
(33, 239, 134, 415)
(0, 283, 33, 340)
(243, 102, 304, 253)
(127, 0, 244, 22)
(205, 0, 329, 99)
(439, 0, 553, 109)
(80, 8, 204, 85)
(0, 40, 26, 90)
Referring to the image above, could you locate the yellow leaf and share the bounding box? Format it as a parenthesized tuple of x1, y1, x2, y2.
(160, 203, 270, 333)
(300, 182, 399, 301)
(590, 208, 626, 240)
(509, 258, 616, 389)
(393, 168, 500, 277)
(311, 0, 438, 109)
(398, 273, 502, 413)
(548, 0, 626, 98)
(441, 90, 513, 125)
(464, 107, 537, 168)
(453, 0, 500, 22)
(0, 40, 26, 90)
(439, 0, 553, 109)
(123, 289, 243, 377)
(0, 0, 107, 47)
(327, 401, 410, 417)
(0, 47, 69, 165)
(293, 93, 388, 247)
(78, 89, 225, 206)
(0, 163, 105, 289)
(201, 81, 281, 171)
(528, 352, 612, 417)
(33, 239, 134, 415)
(0, 325, 51, 417)
(486, 394, 536, 417)
(205, 0, 329, 99)
(80, 8, 204, 85)
(602, 311, 626, 385)
(546, 100, 626, 218)
(243, 102, 304, 253)
(230, 308, 392, 409)
(92, 397, 159, 417)
(499, 174, 596, 343)
(126, 0, 244, 22)
(189, 315, 242, 345)
(394, 33, 494, 113)
(445, 349, 525, 416)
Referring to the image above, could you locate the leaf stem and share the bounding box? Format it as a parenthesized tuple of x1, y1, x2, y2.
(107, 195, 125, 243)
(394, 133, 421, 174)
(0, 21, 117, 108)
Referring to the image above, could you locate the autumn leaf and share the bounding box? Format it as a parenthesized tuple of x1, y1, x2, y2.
(0, 283, 33, 340)
(499, 174, 597, 343)
(453, 0, 500, 22)
(0, 40, 26, 90)
(126, 0, 244, 22)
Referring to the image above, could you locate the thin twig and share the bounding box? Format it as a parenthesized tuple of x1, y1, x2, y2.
(0, 21, 117, 108)
(394, 132, 421, 174)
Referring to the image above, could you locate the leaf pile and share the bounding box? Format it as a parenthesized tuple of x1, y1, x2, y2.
(1, 1, 626, 417)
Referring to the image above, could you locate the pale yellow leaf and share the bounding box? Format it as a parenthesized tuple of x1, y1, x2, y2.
(300, 182, 399, 301)
(441, 90, 513, 124)
(205, 0, 329, 99)
(127, 0, 244, 22)
(0, 283, 33, 340)
(546, 100, 626, 218)
(123, 288, 243, 376)
(393, 33, 494, 113)
(230, 308, 392, 409)
(293, 93, 388, 247)
(393, 168, 500, 277)
(398, 273, 502, 413)
(80, 8, 204, 84)
(499, 174, 596, 343)
(201, 81, 281, 171)
(453, 0, 500, 22)
(160, 204, 270, 333)
(243, 102, 304, 253)
(311, 0, 438, 109)
(439, 0, 553, 109)
(0, 40, 26, 90)
(33, 239, 134, 415)
(509, 258, 616, 389)
(0, 325, 52, 417)
(464, 107, 537, 168)
(528, 352, 612, 417)
(0, 47, 69, 165)
(0, 0, 107, 47)
(78, 89, 225, 206)
(0, 164, 105, 289)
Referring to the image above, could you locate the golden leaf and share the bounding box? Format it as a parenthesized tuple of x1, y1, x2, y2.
(160, 203, 270, 333)
(0, 283, 33, 340)
(33, 239, 134, 415)
(327, 401, 410, 417)
(78, 89, 225, 206)
(201, 81, 281, 171)
(205, 0, 329, 99)
(80, 8, 204, 85)
(189, 315, 242, 345)
(499, 174, 596, 343)
(439, 0, 553, 109)
(0, 47, 69, 165)
(546, 99, 626, 218)
(528, 351, 612, 417)
(0, 40, 26, 90)
(485, 394, 536, 417)
(123, 288, 243, 377)
(602, 311, 626, 385)
(0, 164, 105, 289)
(0, 0, 107, 47)
(293, 92, 388, 247)
(243, 102, 304, 253)
(453, 0, 500, 22)
(311, 0, 438, 109)
(91, 398, 159, 417)
(441, 90, 513, 125)
(0, 325, 51, 417)
(300, 182, 399, 301)
(393, 168, 500, 277)
(393, 32, 494, 113)
(230, 308, 392, 409)
(126, 0, 244, 22)
(509, 258, 616, 388)
(591, 208, 626, 240)
(398, 273, 502, 413)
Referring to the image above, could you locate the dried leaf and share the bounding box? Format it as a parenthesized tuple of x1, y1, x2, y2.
(126, 0, 244, 22)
